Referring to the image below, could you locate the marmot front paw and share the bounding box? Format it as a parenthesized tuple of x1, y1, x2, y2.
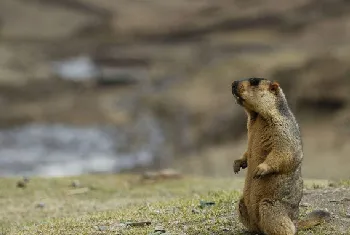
(233, 159, 247, 174)
(253, 163, 272, 178)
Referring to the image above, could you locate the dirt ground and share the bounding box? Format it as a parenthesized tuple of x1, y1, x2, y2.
(299, 185, 350, 235)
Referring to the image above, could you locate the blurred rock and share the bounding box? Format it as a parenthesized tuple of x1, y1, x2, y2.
(94, 57, 150, 86)
(153, 225, 166, 233)
(272, 55, 350, 116)
(95, 225, 109, 231)
(125, 221, 151, 227)
(0, 0, 349, 177)
(35, 202, 45, 208)
(51, 56, 98, 82)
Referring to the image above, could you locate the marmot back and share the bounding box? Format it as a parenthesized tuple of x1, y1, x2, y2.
(231, 78, 329, 235)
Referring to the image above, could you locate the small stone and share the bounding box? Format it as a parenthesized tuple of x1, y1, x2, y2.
(95, 225, 109, 231)
(35, 202, 45, 208)
(97, 223, 126, 232)
(149, 232, 169, 235)
(345, 213, 350, 218)
(126, 221, 152, 227)
(199, 201, 216, 209)
(110, 222, 126, 230)
(154, 225, 166, 233)
(300, 203, 310, 207)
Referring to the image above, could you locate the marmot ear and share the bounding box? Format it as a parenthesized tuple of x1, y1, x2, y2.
(269, 82, 279, 93)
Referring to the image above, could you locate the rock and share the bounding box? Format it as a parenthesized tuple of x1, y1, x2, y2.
(199, 201, 216, 209)
(51, 56, 98, 82)
(153, 225, 166, 233)
(125, 221, 152, 227)
(110, 222, 127, 230)
(95, 225, 109, 231)
(35, 202, 45, 208)
(300, 203, 311, 207)
(329, 198, 350, 203)
(149, 232, 169, 235)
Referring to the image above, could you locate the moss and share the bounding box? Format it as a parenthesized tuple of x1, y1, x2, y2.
(338, 179, 350, 187)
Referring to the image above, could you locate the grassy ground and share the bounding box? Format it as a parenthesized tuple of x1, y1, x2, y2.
(0, 174, 349, 235)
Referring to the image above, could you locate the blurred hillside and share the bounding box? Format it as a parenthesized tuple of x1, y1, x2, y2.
(0, 0, 349, 178)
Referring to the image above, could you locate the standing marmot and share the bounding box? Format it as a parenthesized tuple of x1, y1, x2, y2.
(232, 78, 330, 235)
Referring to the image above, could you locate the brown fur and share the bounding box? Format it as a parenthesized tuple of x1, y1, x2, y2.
(231, 78, 330, 235)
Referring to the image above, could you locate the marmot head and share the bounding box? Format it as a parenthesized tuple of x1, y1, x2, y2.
(232, 78, 288, 116)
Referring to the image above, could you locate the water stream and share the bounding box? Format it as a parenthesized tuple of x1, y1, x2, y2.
(0, 113, 164, 177)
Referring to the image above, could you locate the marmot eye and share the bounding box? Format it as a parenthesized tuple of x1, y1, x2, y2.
(249, 78, 263, 86)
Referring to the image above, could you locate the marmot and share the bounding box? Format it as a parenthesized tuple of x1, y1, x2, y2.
(231, 78, 330, 235)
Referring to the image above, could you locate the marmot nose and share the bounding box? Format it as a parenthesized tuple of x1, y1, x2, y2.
(232, 81, 239, 94)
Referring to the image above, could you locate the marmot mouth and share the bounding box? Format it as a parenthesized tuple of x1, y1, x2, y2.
(232, 83, 244, 105)
(233, 94, 245, 105)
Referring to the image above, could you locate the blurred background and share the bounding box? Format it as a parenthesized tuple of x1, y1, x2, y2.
(0, 0, 349, 179)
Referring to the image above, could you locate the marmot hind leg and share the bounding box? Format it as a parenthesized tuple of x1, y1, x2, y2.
(237, 197, 260, 233)
(258, 199, 296, 235)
